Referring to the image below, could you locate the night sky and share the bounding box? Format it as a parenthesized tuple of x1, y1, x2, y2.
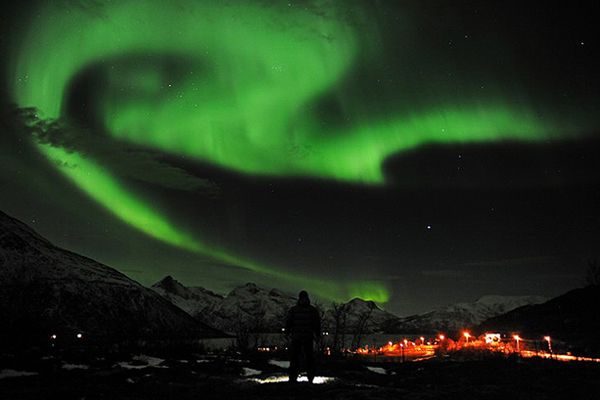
(1, 0, 599, 315)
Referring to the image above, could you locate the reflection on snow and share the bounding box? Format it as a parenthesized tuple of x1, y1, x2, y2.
(251, 375, 335, 384)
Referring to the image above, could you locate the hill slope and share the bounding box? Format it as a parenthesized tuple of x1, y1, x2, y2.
(478, 285, 600, 355)
(388, 295, 547, 334)
(0, 210, 223, 346)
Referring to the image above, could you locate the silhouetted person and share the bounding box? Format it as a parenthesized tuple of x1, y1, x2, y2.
(285, 290, 321, 383)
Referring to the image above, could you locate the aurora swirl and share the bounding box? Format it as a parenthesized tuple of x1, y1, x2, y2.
(6, 0, 590, 303)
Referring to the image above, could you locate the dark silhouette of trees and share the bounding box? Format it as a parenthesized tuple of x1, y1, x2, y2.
(312, 301, 327, 355)
(330, 302, 349, 354)
(351, 301, 375, 350)
(585, 258, 600, 287)
(232, 305, 266, 352)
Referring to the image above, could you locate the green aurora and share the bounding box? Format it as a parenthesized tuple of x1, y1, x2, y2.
(6, 0, 590, 303)
(37, 141, 386, 301)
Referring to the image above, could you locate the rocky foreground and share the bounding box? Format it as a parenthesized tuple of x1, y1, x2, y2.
(1, 350, 599, 400)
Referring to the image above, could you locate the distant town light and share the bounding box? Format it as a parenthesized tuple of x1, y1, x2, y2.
(544, 336, 552, 353)
(463, 331, 471, 343)
(484, 333, 501, 345)
(50, 334, 57, 340)
(76, 333, 83, 339)
(513, 335, 521, 352)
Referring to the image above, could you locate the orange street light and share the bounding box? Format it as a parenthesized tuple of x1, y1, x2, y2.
(513, 335, 521, 352)
(400, 342, 405, 362)
(544, 336, 552, 353)
(463, 331, 471, 344)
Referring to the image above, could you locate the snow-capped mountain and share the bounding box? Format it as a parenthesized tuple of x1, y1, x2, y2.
(390, 295, 548, 334)
(213, 283, 297, 332)
(152, 276, 225, 323)
(0, 210, 223, 346)
(151, 276, 547, 335)
(324, 298, 401, 333)
(152, 277, 401, 333)
(152, 278, 297, 332)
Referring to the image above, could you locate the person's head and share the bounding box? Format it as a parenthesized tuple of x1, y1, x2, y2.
(298, 290, 310, 305)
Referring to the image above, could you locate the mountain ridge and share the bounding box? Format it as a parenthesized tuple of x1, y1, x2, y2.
(0, 210, 225, 347)
(150, 275, 546, 335)
(389, 294, 547, 334)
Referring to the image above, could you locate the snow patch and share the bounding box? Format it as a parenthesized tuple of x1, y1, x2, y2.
(268, 359, 290, 369)
(0, 369, 38, 379)
(117, 355, 167, 369)
(366, 366, 386, 375)
(242, 367, 262, 376)
(62, 364, 89, 370)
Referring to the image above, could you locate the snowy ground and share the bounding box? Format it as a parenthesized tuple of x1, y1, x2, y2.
(1, 351, 600, 399)
(0, 370, 38, 380)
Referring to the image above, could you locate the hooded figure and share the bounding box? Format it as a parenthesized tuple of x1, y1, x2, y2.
(285, 290, 321, 383)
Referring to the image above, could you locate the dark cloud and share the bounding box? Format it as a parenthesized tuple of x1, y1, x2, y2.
(14, 107, 220, 195)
